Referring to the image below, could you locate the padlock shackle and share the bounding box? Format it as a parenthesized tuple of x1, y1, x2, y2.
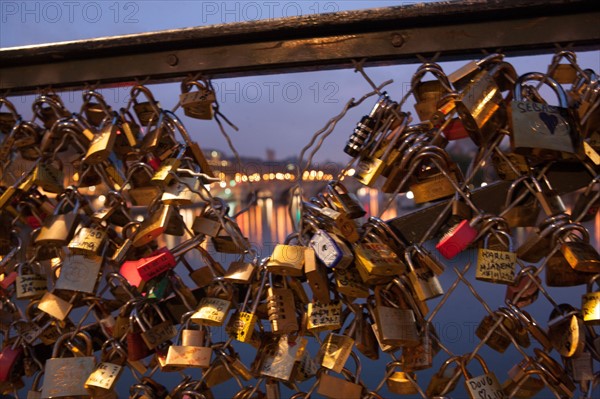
(550, 222, 590, 246)
(0, 97, 20, 119)
(32, 94, 66, 121)
(459, 353, 489, 379)
(81, 90, 112, 115)
(130, 85, 161, 111)
(514, 72, 568, 107)
(411, 66, 453, 96)
(51, 331, 93, 358)
(586, 273, 600, 292)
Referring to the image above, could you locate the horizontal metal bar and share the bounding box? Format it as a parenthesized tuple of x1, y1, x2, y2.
(389, 164, 592, 243)
(1, 0, 599, 95)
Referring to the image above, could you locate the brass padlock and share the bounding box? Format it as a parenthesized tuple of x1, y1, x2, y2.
(426, 356, 461, 397)
(326, 181, 366, 219)
(547, 304, 585, 358)
(411, 63, 453, 122)
(180, 79, 216, 120)
(547, 50, 580, 84)
(130, 85, 162, 127)
(266, 242, 305, 276)
(41, 331, 96, 399)
(191, 285, 233, 327)
(316, 353, 363, 399)
(15, 261, 47, 300)
(84, 339, 127, 397)
(84, 113, 118, 165)
(35, 191, 81, 246)
(405, 246, 444, 300)
(476, 230, 516, 285)
(266, 277, 299, 335)
(455, 61, 517, 145)
(133, 304, 177, 350)
(258, 334, 300, 382)
(54, 254, 102, 294)
(502, 360, 545, 399)
(460, 354, 506, 399)
(501, 175, 540, 227)
(303, 247, 331, 304)
(385, 361, 419, 395)
(553, 222, 600, 273)
(165, 321, 212, 369)
(367, 288, 419, 348)
(227, 267, 268, 344)
(582, 274, 600, 324)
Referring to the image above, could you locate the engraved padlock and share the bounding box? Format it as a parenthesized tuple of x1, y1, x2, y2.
(460, 354, 506, 399)
(582, 274, 600, 324)
(180, 79, 216, 120)
(476, 230, 516, 285)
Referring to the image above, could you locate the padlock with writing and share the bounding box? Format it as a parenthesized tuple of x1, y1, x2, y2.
(476, 230, 516, 285)
(55, 254, 102, 294)
(511, 72, 578, 159)
(258, 334, 300, 382)
(133, 303, 177, 351)
(228, 265, 268, 344)
(191, 285, 233, 327)
(266, 241, 305, 277)
(436, 213, 484, 260)
(180, 79, 216, 120)
(460, 354, 506, 399)
(41, 331, 96, 399)
(333, 267, 369, 298)
(582, 274, 600, 324)
(165, 319, 212, 370)
(307, 300, 342, 333)
(84, 339, 127, 397)
(15, 261, 47, 300)
(547, 303, 585, 358)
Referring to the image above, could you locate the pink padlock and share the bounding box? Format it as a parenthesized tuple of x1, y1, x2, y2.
(436, 217, 480, 259)
(0, 323, 24, 382)
(505, 266, 541, 307)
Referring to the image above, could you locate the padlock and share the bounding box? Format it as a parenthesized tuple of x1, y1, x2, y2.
(566, 350, 594, 382)
(192, 211, 223, 238)
(228, 266, 268, 344)
(426, 356, 461, 397)
(0, 161, 37, 211)
(367, 287, 419, 347)
(185, 243, 227, 288)
(476, 230, 516, 285)
(407, 150, 461, 204)
(130, 85, 162, 127)
(307, 300, 342, 333)
(131, 201, 179, 247)
(180, 79, 216, 120)
(26, 369, 44, 399)
(211, 216, 250, 254)
(54, 254, 102, 294)
(191, 285, 233, 327)
(455, 61, 517, 145)
(354, 241, 405, 279)
(516, 213, 570, 263)
(133, 304, 177, 350)
(326, 181, 366, 219)
(161, 175, 202, 206)
(553, 222, 600, 273)
(547, 50, 580, 84)
(333, 267, 369, 298)
(582, 274, 600, 324)
(80, 89, 112, 126)
(35, 190, 81, 246)
(354, 112, 409, 187)
(505, 266, 541, 308)
(83, 112, 118, 165)
(31, 161, 64, 194)
(385, 361, 419, 395)
(308, 229, 353, 270)
(411, 63, 453, 122)
(15, 261, 47, 300)
(258, 334, 300, 382)
(316, 352, 363, 399)
(303, 247, 331, 304)
(547, 303, 585, 357)
(84, 339, 127, 397)
(534, 348, 577, 397)
(501, 175, 540, 227)
(41, 331, 96, 399)
(511, 72, 578, 159)
(225, 256, 257, 285)
(67, 222, 107, 257)
(347, 305, 379, 361)
(344, 93, 395, 158)
(37, 291, 74, 321)
(436, 213, 483, 260)
(165, 320, 212, 369)
(317, 331, 355, 373)
(267, 276, 299, 335)
(124, 163, 162, 206)
(476, 308, 526, 353)
(448, 53, 505, 90)
(405, 246, 444, 300)
(266, 242, 305, 276)
(303, 200, 360, 244)
(0, 322, 24, 383)
(32, 93, 70, 129)
(460, 354, 506, 399)
(531, 176, 566, 217)
(400, 321, 438, 372)
(502, 362, 545, 399)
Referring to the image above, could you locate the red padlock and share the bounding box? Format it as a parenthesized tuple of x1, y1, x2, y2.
(0, 271, 18, 291)
(136, 248, 177, 282)
(436, 215, 482, 259)
(0, 323, 24, 382)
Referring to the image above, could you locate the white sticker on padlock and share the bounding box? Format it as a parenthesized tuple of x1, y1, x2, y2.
(85, 363, 122, 390)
